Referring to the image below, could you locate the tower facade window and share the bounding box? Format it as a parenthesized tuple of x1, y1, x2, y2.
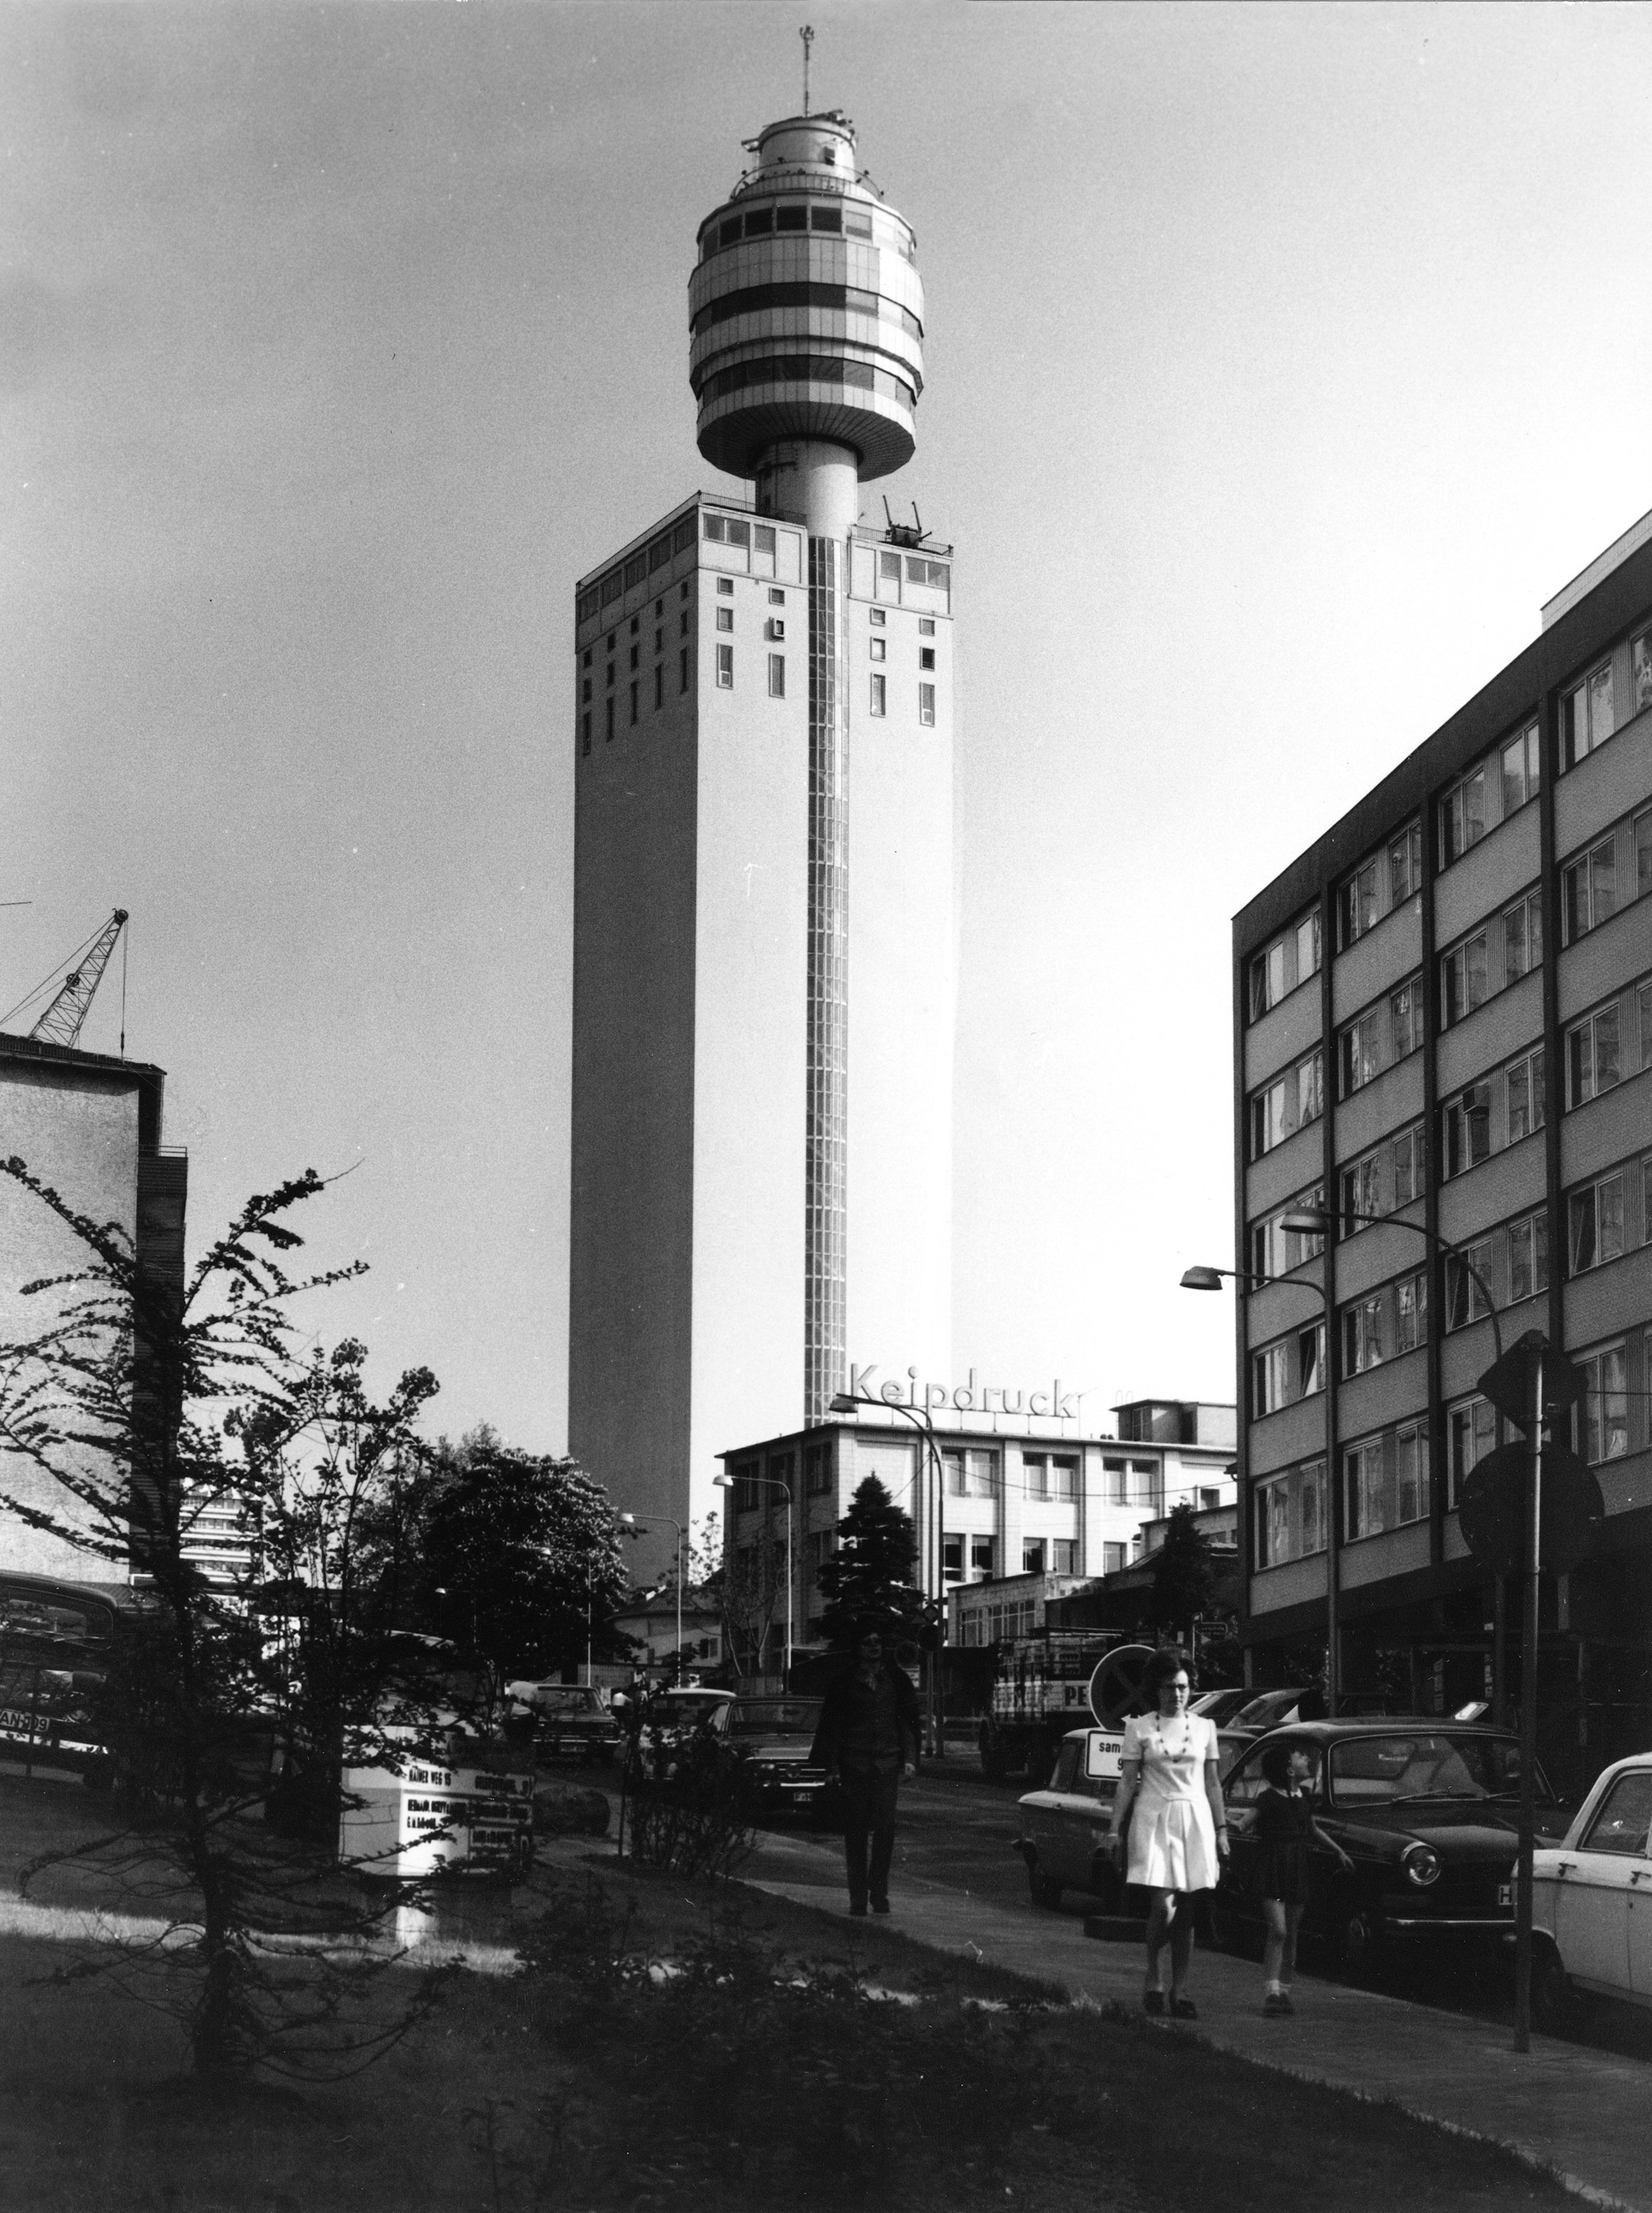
(869, 607, 886, 626)
(768, 587, 786, 605)
(605, 697, 615, 743)
(919, 618, 935, 636)
(680, 646, 690, 692)
(869, 673, 886, 717)
(920, 647, 935, 670)
(581, 677, 592, 704)
(717, 607, 734, 632)
(606, 662, 615, 690)
(680, 611, 690, 638)
(768, 653, 786, 699)
(717, 577, 734, 595)
(717, 643, 734, 688)
(919, 683, 935, 726)
(766, 619, 785, 641)
(654, 665, 664, 709)
(630, 680, 639, 724)
(870, 638, 885, 661)
(629, 644, 640, 670)
(580, 712, 591, 757)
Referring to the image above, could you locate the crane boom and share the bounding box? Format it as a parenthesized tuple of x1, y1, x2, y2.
(29, 910, 129, 1050)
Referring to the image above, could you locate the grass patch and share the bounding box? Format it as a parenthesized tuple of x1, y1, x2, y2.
(0, 1816, 1591, 2213)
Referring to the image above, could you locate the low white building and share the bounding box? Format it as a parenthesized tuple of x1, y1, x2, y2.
(720, 1396, 1237, 1670)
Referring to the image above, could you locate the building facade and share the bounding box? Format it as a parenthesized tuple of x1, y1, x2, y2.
(722, 1396, 1235, 1671)
(568, 109, 954, 1574)
(1234, 509, 1652, 1781)
(0, 1033, 188, 1583)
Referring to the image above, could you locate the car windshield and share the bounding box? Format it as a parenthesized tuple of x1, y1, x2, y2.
(1328, 1733, 1553, 1805)
(532, 1690, 599, 1714)
(729, 1699, 822, 1738)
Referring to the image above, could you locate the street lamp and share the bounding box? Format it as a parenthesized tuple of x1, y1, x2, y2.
(1278, 1206, 1504, 1363)
(713, 1470, 793, 1687)
(617, 1513, 685, 1683)
(830, 1390, 945, 1758)
(1181, 1260, 1339, 1712)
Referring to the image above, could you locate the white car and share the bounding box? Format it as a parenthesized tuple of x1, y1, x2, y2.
(1533, 1752, 1652, 2026)
(1013, 1727, 1126, 1911)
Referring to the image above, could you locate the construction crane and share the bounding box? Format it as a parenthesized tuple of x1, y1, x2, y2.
(25, 910, 129, 1050)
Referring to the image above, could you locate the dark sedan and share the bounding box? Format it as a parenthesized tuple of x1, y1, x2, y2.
(727, 1697, 842, 1826)
(1210, 1719, 1567, 1971)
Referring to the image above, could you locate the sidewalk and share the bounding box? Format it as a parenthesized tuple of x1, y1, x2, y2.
(732, 1828, 1652, 2213)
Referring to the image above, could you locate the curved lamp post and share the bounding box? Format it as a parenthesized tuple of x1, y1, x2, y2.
(830, 1389, 945, 1757)
(618, 1512, 685, 1683)
(1279, 1205, 1504, 1364)
(713, 1469, 793, 1686)
(1181, 1260, 1339, 1711)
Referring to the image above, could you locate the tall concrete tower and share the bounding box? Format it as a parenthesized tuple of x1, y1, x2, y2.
(568, 107, 953, 1588)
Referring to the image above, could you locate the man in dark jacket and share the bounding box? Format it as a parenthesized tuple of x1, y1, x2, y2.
(810, 1628, 920, 1916)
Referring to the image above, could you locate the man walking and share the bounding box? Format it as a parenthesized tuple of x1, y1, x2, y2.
(810, 1627, 920, 1916)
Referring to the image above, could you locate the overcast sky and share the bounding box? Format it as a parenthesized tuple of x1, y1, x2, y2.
(5, 3, 1650, 1477)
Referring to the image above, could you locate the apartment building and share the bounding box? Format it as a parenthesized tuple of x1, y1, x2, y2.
(1234, 510, 1652, 1779)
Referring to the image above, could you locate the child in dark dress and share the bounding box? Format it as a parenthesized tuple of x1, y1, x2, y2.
(1254, 1741, 1320, 2016)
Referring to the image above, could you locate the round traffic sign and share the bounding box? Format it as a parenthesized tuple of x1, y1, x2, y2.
(1088, 1643, 1157, 1729)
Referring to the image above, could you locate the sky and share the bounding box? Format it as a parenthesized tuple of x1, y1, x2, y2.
(4, 2, 1651, 1479)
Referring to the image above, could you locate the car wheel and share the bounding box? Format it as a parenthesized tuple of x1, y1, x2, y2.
(1532, 1945, 1576, 2035)
(1026, 1856, 1063, 1910)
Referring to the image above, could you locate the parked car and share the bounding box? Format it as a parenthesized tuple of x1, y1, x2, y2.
(505, 1681, 621, 1766)
(620, 1685, 737, 1783)
(1209, 1719, 1566, 1971)
(1531, 1752, 1652, 2028)
(1190, 1688, 1254, 1728)
(1013, 1727, 1128, 1911)
(724, 1696, 840, 1825)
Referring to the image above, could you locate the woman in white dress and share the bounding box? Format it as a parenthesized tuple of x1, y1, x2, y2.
(1104, 1648, 1229, 2018)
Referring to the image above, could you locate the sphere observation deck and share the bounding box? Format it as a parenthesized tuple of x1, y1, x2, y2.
(690, 112, 924, 488)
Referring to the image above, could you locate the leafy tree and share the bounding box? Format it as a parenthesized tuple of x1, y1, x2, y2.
(0, 1158, 448, 2080)
(1146, 1503, 1220, 1642)
(688, 1511, 781, 1678)
(400, 1430, 631, 1692)
(816, 1477, 923, 1651)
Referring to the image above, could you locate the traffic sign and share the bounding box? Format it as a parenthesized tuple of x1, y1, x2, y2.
(1088, 1643, 1156, 1729)
(1457, 1440, 1604, 1576)
(1477, 1331, 1585, 1430)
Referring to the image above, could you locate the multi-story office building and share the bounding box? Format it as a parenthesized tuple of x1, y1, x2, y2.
(1234, 510, 1652, 1777)
(569, 109, 954, 1576)
(722, 1396, 1235, 1671)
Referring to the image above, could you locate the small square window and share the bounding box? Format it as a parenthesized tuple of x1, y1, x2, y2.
(870, 638, 886, 661)
(768, 653, 786, 698)
(716, 606, 734, 632)
(870, 673, 886, 716)
(717, 643, 734, 688)
(768, 587, 786, 605)
(919, 682, 935, 726)
(766, 618, 786, 641)
(869, 608, 886, 627)
(919, 617, 936, 636)
(717, 577, 734, 596)
(920, 646, 935, 670)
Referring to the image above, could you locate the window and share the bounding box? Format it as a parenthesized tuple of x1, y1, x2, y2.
(581, 648, 592, 670)
(717, 576, 734, 594)
(1441, 766, 1487, 864)
(1506, 1046, 1545, 1143)
(629, 680, 638, 724)
(653, 665, 663, 709)
(1566, 1002, 1621, 1106)
(1249, 1185, 1326, 1277)
(1023, 1540, 1045, 1575)
(604, 697, 614, 742)
(606, 660, 615, 689)
(732, 1459, 761, 1512)
(1392, 1119, 1425, 1208)
(1449, 1396, 1496, 1509)
(1442, 932, 1489, 1026)
(1342, 1276, 1425, 1376)
(1339, 1010, 1381, 1097)
(1570, 1168, 1626, 1276)
(1445, 1238, 1495, 1330)
(1580, 1771, 1652, 1858)
(869, 637, 886, 661)
(580, 712, 591, 757)
(942, 1448, 997, 1498)
(1251, 1322, 1325, 1416)
(1249, 909, 1321, 1021)
(1023, 1456, 1048, 1501)
(1643, 979, 1652, 1066)
(942, 1535, 964, 1584)
(1391, 978, 1420, 1060)
(1395, 1271, 1428, 1353)
(1563, 662, 1616, 768)
(805, 1445, 831, 1496)
(716, 643, 734, 688)
(580, 677, 592, 705)
(680, 646, 690, 692)
(1101, 1542, 1126, 1574)
(653, 626, 663, 653)
(1442, 1082, 1491, 1179)
(919, 617, 936, 636)
(1249, 1051, 1323, 1158)
(1050, 1540, 1077, 1575)
(919, 646, 936, 670)
(970, 1535, 996, 1579)
(716, 606, 734, 632)
(1563, 834, 1617, 942)
(680, 611, 690, 638)
(1501, 721, 1540, 815)
(869, 673, 886, 716)
(810, 1528, 836, 1573)
(1339, 1122, 1425, 1231)
(1050, 1456, 1077, 1500)
(1344, 1423, 1429, 1540)
(768, 586, 785, 605)
(765, 618, 786, 642)
(919, 683, 935, 725)
(1254, 1459, 1326, 1567)
(1390, 822, 1423, 905)
(1579, 1343, 1629, 1464)
(1507, 1209, 1549, 1305)
(1342, 1150, 1381, 1231)
(869, 607, 886, 626)
(1343, 1296, 1386, 1376)
(1101, 1458, 1127, 1505)
(1504, 891, 1543, 983)
(704, 515, 751, 549)
(768, 653, 786, 698)
(1634, 627, 1652, 717)
(1339, 859, 1379, 946)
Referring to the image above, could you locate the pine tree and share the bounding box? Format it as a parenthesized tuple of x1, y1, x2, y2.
(816, 1476, 923, 1650)
(1146, 1501, 1219, 1640)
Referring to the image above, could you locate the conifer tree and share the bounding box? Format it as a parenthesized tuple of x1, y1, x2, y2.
(816, 1476, 923, 1650)
(1146, 1501, 1219, 1642)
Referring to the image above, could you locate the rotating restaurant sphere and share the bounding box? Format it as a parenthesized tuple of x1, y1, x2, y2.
(690, 111, 925, 490)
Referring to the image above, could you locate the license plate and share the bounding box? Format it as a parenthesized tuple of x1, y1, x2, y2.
(1497, 1883, 1513, 1908)
(791, 1790, 813, 1804)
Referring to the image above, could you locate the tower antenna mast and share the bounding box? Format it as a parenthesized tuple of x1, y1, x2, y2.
(800, 23, 813, 114)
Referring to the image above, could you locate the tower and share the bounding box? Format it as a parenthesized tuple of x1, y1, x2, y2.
(568, 107, 952, 1592)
